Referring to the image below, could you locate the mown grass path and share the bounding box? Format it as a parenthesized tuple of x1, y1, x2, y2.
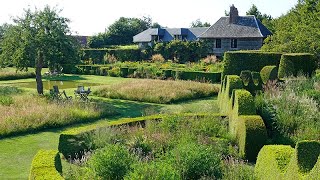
(0, 96, 218, 179)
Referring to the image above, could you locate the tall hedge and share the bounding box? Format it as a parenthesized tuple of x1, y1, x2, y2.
(29, 150, 63, 180)
(82, 48, 141, 63)
(278, 53, 316, 78)
(223, 51, 282, 78)
(260, 65, 278, 84)
(237, 115, 268, 162)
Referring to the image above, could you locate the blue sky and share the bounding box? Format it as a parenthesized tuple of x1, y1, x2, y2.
(0, 0, 298, 36)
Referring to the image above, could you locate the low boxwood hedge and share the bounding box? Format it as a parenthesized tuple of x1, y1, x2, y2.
(29, 150, 63, 180)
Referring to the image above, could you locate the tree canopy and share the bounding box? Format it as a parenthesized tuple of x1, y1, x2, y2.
(262, 0, 320, 57)
(88, 17, 161, 48)
(0, 6, 81, 94)
(190, 19, 211, 28)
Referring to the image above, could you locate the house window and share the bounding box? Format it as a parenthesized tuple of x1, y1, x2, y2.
(216, 39, 221, 48)
(174, 35, 182, 40)
(231, 39, 237, 48)
(152, 35, 159, 41)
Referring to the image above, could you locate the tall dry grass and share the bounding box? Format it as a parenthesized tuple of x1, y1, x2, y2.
(93, 79, 219, 104)
(0, 95, 113, 137)
(0, 69, 35, 80)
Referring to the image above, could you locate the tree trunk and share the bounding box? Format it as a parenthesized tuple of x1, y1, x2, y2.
(36, 51, 44, 95)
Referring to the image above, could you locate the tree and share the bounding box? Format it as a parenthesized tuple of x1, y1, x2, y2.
(246, 4, 274, 31)
(262, 0, 320, 57)
(191, 19, 211, 27)
(88, 17, 162, 47)
(0, 6, 81, 94)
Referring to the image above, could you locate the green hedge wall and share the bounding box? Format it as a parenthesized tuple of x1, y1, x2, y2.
(237, 115, 267, 162)
(239, 70, 263, 95)
(173, 70, 221, 83)
(260, 66, 278, 84)
(29, 150, 63, 180)
(255, 141, 320, 179)
(218, 75, 243, 115)
(255, 145, 295, 180)
(223, 51, 282, 78)
(278, 53, 316, 78)
(82, 48, 141, 63)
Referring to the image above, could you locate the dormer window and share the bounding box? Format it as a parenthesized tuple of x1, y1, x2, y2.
(174, 35, 182, 40)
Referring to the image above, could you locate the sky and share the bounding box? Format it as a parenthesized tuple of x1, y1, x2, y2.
(0, 0, 298, 36)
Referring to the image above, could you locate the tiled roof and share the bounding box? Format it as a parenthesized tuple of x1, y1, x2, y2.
(199, 15, 272, 38)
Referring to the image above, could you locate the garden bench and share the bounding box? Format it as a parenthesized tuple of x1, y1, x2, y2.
(74, 86, 91, 101)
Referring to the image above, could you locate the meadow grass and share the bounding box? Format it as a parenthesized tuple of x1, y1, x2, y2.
(94, 79, 220, 104)
(0, 67, 36, 81)
(0, 95, 116, 138)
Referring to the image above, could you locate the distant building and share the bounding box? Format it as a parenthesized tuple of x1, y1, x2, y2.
(133, 27, 207, 48)
(133, 5, 272, 56)
(73, 35, 90, 47)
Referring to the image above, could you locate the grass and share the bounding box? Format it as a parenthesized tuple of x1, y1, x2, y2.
(0, 68, 35, 81)
(94, 79, 220, 104)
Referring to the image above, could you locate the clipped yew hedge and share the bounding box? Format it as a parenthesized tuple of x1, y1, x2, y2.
(173, 70, 221, 83)
(223, 51, 282, 78)
(260, 65, 278, 84)
(82, 48, 141, 63)
(278, 53, 316, 78)
(29, 150, 63, 180)
(255, 140, 320, 179)
(237, 115, 267, 162)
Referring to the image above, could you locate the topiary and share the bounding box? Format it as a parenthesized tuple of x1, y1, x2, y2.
(260, 66, 278, 84)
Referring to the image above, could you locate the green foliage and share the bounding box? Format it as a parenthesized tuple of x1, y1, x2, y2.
(108, 67, 120, 77)
(223, 51, 282, 78)
(88, 144, 136, 180)
(58, 115, 163, 159)
(190, 19, 211, 27)
(246, 4, 273, 31)
(0, 71, 35, 80)
(237, 115, 267, 162)
(120, 67, 129, 77)
(0, 86, 21, 95)
(0, 6, 81, 94)
(262, 0, 320, 57)
(0, 96, 13, 106)
(124, 161, 181, 180)
(232, 89, 256, 116)
(260, 65, 278, 84)
(153, 40, 209, 63)
(278, 53, 316, 78)
(29, 150, 63, 180)
(255, 145, 295, 180)
(173, 70, 221, 83)
(82, 47, 141, 64)
(255, 141, 320, 180)
(222, 158, 256, 180)
(168, 142, 223, 179)
(88, 17, 154, 47)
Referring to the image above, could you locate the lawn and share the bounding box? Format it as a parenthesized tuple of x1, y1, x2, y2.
(94, 79, 220, 104)
(0, 72, 220, 179)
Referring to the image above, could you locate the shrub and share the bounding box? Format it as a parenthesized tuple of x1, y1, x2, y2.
(237, 115, 268, 162)
(0, 96, 13, 106)
(151, 54, 165, 63)
(29, 150, 63, 180)
(120, 67, 129, 77)
(124, 161, 180, 180)
(82, 48, 141, 63)
(223, 51, 282, 78)
(168, 142, 223, 179)
(255, 145, 295, 180)
(108, 67, 120, 77)
(104, 53, 118, 64)
(202, 55, 219, 65)
(278, 53, 316, 78)
(87, 144, 136, 180)
(260, 65, 278, 84)
(223, 157, 255, 180)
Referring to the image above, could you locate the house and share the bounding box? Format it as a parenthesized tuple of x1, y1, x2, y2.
(133, 27, 207, 48)
(199, 5, 272, 56)
(133, 5, 272, 56)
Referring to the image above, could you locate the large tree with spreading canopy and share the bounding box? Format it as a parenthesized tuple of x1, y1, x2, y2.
(0, 6, 81, 94)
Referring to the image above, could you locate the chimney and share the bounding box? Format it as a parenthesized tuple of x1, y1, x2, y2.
(229, 4, 239, 24)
